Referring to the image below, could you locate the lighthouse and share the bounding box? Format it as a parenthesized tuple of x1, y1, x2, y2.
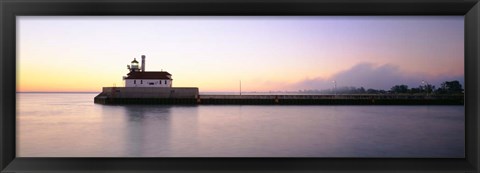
(127, 58, 140, 72)
(123, 55, 172, 87)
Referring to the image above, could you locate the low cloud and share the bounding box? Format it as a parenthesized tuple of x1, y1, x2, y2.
(289, 62, 464, 90)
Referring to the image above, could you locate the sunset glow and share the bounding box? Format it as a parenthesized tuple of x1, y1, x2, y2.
(17, 16, 464, 92)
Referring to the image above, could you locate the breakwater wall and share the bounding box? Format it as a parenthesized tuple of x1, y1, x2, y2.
(94, 93, 464, 105)
(94, 87, 199, 104)
(99, 87, 199, 98)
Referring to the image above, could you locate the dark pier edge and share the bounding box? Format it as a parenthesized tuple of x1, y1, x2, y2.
(93, 96, 465, 105)
(1, 0, 479, 173)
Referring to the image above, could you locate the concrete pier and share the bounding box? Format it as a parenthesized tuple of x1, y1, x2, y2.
(194, 94, 463, 105)
(94, 91, 464, 105)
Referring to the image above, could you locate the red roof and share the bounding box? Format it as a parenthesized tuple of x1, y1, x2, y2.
(125, 71, 172, 79)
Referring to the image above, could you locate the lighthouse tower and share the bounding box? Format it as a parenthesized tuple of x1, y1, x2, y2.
(127, 58, 140, 72)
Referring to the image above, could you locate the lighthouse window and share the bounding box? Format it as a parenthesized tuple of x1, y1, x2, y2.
(164, 80, 167, 84)
(149, 82, 154, 85)
(141, 80, 143, 84)
(134, 80, 136, 84)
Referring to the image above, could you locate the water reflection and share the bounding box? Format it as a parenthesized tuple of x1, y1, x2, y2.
(17, 94, 464, 157)
(94, 105, 465, 157)
(114, 105, 199, 157)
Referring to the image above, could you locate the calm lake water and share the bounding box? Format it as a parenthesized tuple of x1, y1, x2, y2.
(16, 93, 464, 157)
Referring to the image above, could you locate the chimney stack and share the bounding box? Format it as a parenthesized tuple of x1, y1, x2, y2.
(141, 55, 146, 72)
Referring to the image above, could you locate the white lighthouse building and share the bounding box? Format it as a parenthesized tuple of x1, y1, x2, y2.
(123, 55, 172, 87)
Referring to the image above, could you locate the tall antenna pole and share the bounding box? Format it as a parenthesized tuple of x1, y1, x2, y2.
(240, 80, 242, 95)
(332, 80, 337, 96)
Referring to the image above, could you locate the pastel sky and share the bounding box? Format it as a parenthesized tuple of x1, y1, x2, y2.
(17, 16, 464, 92)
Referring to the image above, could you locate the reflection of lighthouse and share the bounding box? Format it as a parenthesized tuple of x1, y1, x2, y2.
(118, 105, 200, 157)
(98, 104, 202, 156)
(122, 105, 173, 157)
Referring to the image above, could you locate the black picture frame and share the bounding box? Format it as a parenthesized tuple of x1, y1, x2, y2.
(1, 0, 479, 172)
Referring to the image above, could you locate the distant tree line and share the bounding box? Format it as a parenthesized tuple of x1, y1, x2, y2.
(389, 80, 463, 94)
(299, 80, 463, 95)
